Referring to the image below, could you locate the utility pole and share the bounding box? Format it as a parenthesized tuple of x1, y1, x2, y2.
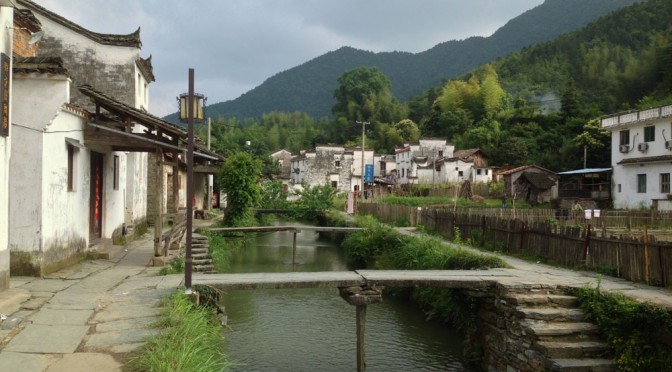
(207, 117, 212, 212)
(356, 121, 370, 193)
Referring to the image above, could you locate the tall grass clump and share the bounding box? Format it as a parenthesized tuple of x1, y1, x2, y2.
(125, 292, 232, 372)
(572, 284, 672, 371)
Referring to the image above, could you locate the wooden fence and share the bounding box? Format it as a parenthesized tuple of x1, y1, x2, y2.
(357, 203, 672, 287)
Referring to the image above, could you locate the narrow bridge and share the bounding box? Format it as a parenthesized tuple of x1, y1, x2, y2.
(208, 226, 363, 264)
(193, 269, 515, 371)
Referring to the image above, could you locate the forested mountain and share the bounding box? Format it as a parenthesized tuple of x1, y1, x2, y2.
(180, 0, 640, 122)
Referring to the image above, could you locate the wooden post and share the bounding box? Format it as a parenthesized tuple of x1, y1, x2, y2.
(644, 224, 650, 285)
(582, 223, 591, 263)
(356, 304, 367, 372)
(154, 148, 164, 257)
(172, 151, 179, 213)
(292, 231, 297, 267)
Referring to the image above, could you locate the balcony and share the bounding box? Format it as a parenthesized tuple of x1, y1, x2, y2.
(601, 104, 672, 129)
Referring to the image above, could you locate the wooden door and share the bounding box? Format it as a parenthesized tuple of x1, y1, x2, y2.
(90, 152, 104, 239)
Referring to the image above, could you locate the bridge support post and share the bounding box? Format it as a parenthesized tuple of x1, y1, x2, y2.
(292, 232, 297, 267)
(339, 285, 383, 372)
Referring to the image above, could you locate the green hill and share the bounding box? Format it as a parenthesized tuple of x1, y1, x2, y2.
(165, 0, 640, 122)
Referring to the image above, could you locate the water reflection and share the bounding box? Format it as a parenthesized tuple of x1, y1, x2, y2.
(221, 223, 467, 371)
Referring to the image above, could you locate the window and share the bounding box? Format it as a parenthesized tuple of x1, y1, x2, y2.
(618, 184, 621, 193)
(619, 130, 630, 146)
(113, 155, 120, 190)
(331, 181, 338, 188)
(458, 170, 464, 177)
(644, 126, 655, 142)
(335, 160, 341, 168)
(67, 144, 76, 191)
(477, 169, 482, 175)
(485, 169, 489, 175)
(401, 168, 405, 178)
(637, 174, 646, 193)
(438, 150, 443, 157)
(407, 168, 412, 177)
(661, 173, 671, 193)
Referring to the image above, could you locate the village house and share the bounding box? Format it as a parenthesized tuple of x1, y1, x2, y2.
(290, 145, 375, 193)
(395, 138, 454, 185)
(499, 165, 558, 205)
(271, 149, 292, 191)
(601, 104, 672, 211)
(6, 1, 221, 276)
(0, 3, 14, 289)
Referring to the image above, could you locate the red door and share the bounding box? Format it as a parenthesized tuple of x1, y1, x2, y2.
(90, 152, 104, 240)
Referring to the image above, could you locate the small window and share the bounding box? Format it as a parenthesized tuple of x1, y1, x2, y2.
(485, 169, 489, 175)
(637, 174, 646, 193)
(113, 155, 120, 190)
(619, 130, 630, 146)
(438, 150, 443, 157)
(661, 173, 670, 193)
(618, 184, 621, 193)
(335, 160, 341, 168)
(477, 169, 482, 175)
(331, 181, 338, 188)
(644, 126, 655, 142)
(67, 144, 76, 191)
(458, 170, 464, 177)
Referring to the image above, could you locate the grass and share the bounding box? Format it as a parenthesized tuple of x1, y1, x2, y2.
(377, 195, 550, 209)
(124, 291, 232, 372)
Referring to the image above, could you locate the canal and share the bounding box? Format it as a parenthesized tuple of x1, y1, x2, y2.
(221, 223, 467, 371)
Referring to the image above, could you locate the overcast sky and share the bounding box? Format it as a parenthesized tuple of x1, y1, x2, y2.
(33, 0, 545, 117)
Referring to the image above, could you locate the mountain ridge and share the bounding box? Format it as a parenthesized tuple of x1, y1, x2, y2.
(165, 0, 642, 122)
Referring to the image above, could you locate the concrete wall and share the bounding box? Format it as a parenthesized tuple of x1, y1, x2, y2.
(0, 6, 13, 289)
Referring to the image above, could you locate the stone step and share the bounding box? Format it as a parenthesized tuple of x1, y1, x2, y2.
(517, 307, 585, 322)
(505, 293, 580, 308)
(537, 341, 612, 359)
(193, 259, 213, 265)
(549, 358, 615, 372)
(192, 249, 209, 255)
(525, 321, 600, 341)
(193, 253, 210, 259)
(194, 264, 215, 272)
(191, 243, 209, 248)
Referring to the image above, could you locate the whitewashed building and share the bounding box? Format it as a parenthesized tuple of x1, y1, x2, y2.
(601, 105, 672, 210)
(290, 145, 374, 193)
(395, 138, 454, 185)
(0, 3, 14, 289)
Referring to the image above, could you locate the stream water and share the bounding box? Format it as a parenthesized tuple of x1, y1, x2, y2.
(221, 223, 468, 371)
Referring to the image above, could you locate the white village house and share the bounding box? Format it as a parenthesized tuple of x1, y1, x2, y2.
(290, 145, 375, 193)
(601, 104, 672, 210)
(0, 2, 14, 289)
(6, 0, 222, 277)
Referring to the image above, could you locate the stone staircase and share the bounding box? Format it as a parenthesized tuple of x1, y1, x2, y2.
(505, 291, 615, 371)
(191, 233, 215, 273)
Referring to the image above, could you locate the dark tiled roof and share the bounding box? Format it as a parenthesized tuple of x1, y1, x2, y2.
(78, 85, 223, 161)
(15, 9, 42, 32)
(454, 148, 483, 159)
(617, 155, 672, 165)
(14, 56, 69, 76)
(499, 164, 556, 176)
(520, 171, 557, 190)
(18, 0, 142, 47)
(136, 55, 155, 82)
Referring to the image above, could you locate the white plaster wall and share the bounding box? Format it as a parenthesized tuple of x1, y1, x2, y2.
(125, 152, 147, 225)
(40, 112, 89, 250)
(134, 64, 149, 110)
(608, 115, 672, 209)
(10, 76, 72, 253)
(0, 6, 12, 286)
(29, 15, 137, 65)
(102, 151, 127, 237)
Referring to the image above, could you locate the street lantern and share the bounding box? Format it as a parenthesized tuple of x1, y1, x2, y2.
(177, 92, 206, 123)
(176, 70, 206, 295)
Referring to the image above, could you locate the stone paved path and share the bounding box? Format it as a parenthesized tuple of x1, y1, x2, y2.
(0, 230, 182, 371)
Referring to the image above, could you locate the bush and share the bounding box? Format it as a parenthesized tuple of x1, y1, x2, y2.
(573, 284, 672, 371)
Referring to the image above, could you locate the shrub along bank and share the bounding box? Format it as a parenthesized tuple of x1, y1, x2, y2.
(340, 215, 506, 336)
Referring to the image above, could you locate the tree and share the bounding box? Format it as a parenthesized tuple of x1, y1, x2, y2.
(394, 119, 421, 142)
(218, 152, 262, 226)
(332, 67, 404, 141)
(292, 183, 339, 222)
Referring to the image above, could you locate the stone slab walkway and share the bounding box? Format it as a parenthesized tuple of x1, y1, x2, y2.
(0, 230, 183, 371)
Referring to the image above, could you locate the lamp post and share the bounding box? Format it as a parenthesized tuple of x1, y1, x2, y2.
(178, 69, 205, 294)
(356, 121, 369, 193)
